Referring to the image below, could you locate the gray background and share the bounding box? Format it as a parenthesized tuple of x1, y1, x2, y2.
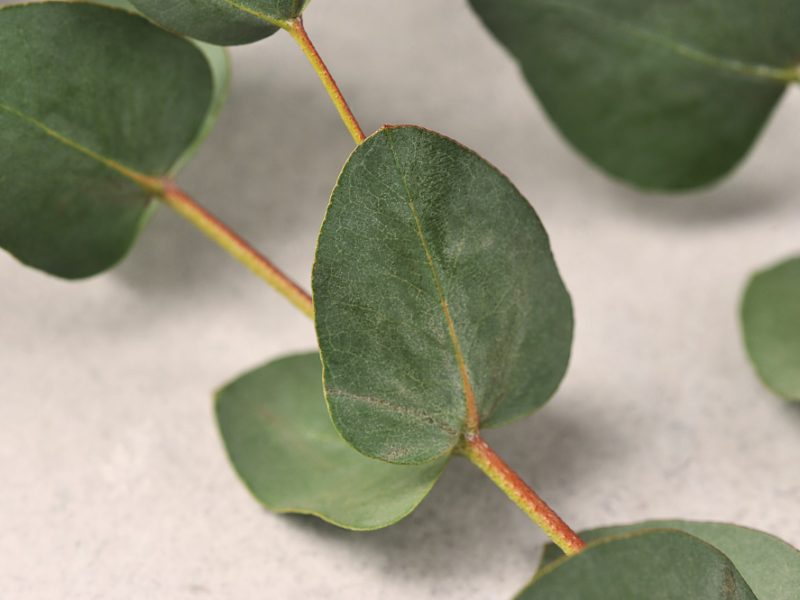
(2, 1, 800, 598)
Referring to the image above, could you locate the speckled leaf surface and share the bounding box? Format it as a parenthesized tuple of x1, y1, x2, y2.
(130, 0, 310, 45)
(0, 2, 220, 278)
(519, 529, 757, 599)
(313, 126, 573, 465)
(742, 257, 800, 401)
(216, 353, 448, 530)
(539, 521, 800, 599)
(469, 0, 800, 190)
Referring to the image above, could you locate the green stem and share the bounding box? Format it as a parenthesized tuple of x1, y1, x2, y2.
(460, 433, 586, 556)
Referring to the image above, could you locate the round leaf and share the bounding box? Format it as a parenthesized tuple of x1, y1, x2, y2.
(129, 0, 310, 46)
(742, 257, 800, 401)
(216, 353, 448, 530)
(0, 2, 220, 278)
(313, 125, 573, 464)
(519, 529, 757, 599)
(469, 0, 800, 190)
(539, 521, 800, 600)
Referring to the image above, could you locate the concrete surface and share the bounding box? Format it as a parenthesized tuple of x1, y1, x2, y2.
(2, 1, 800, 598)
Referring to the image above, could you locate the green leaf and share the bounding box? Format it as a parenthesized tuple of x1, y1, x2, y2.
(215, 353, 448, 530)
(742, 257, 800, 401)
(313, 125, 573, 464)
(519, 529, 757, 599)
(90, 0, 232, 173)
(129, 0, 310, 46)
(539, 521, 800, 600)
(0, 2, 222, 279)
(468, 0, 800, 190)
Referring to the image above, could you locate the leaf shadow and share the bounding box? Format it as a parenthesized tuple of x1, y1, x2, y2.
(783, 399, 800, 423)
(514, 86, 800, 232)
(278, 396, 630, 590)
(584, 176, 795, 230)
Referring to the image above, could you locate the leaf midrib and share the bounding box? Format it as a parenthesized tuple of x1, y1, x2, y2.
(534, 0, 800, 83)
(0, 101, 151, 185)
(384, 128, 481, 433)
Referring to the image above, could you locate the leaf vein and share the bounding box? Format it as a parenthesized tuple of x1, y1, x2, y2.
(0, 101, 149, 184)
(383, 128, 481, 431)
(328, 388, 459, 435)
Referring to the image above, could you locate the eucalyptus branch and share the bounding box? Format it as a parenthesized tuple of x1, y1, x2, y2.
(4, 2, 800, 599)
(279, 29, 585, 552)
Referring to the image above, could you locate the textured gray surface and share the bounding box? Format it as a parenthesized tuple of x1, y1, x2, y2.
(2, 1, 800, 598)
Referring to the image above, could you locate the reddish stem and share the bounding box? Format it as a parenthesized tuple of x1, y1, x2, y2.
(157, 180, 314, 319)
(461, 433, 586, 556)
(285, 18, 366, 145)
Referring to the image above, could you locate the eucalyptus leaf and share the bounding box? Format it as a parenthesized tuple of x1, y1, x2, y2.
(0, 2, 221, 278)
(130, 0, 310, 46)
(539, 521, 800, 600)
(519, 529, 757, 599)
(469, 0, 800, 190)
(313, 125, 573, 465)
(742, 257, 800, 401)
(91, 0, 231, 172)
(216, 353, 448, 530)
